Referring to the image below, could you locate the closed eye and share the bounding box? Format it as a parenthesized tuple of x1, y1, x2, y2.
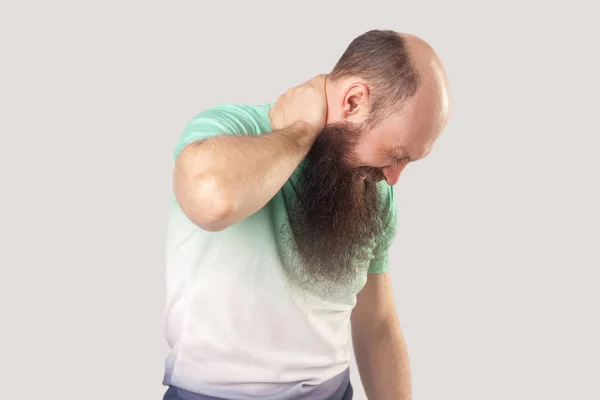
(393, 155, 410, 163)
(390, 146, 411, 163)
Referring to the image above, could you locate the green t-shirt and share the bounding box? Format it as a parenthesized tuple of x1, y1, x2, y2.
(172, 102, 397, 274)
(162, 102, 398, 398)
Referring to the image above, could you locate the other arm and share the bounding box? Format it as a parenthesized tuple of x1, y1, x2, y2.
(351, 271, 412, 399)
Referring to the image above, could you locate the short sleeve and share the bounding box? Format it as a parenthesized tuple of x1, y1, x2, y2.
(173, 104, 263, 162)
(367, 183, 398, 274)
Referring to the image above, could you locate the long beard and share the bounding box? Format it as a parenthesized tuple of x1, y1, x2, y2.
(281, 122, 388, 296)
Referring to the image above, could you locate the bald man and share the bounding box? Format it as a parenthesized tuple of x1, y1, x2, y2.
(163, 30, 451, 400)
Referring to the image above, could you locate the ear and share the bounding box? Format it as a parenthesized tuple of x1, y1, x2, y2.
(340, 82, 370, 120)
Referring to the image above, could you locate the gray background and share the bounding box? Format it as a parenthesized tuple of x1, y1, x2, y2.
(1, 1, 598, 399)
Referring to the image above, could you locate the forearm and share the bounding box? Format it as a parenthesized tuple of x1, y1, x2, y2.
(353, 315, 412, 399)
(174, 121, 317, 231)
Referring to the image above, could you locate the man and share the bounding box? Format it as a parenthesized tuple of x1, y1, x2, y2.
(163, 30, 451, 400)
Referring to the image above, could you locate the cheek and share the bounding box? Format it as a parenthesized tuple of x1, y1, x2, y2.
(350, 137, 376, 166)
(353, 128, 393, 166)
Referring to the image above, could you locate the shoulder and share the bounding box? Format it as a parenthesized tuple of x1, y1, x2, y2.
(173, 102, 273, 161)
(377, 181, 397, 239)
(186, 103, 272, 135)
(378, 181, 396, 213)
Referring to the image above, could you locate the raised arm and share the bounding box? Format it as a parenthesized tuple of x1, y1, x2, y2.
(173, 74, 328, 231)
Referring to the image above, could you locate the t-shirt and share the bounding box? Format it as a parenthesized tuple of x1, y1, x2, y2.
(163, 102, 397, 400)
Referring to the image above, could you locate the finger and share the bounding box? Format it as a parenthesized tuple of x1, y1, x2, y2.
(311, 74, 328, 89)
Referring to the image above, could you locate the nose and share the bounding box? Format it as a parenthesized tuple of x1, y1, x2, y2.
(382, 162, 407, 186)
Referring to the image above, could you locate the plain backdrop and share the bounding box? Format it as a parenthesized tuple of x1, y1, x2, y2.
(1, 1, 598, 399)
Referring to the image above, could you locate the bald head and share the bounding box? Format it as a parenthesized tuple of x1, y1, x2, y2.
(328, 29, 451, 136)
(318, 29, 452, 185)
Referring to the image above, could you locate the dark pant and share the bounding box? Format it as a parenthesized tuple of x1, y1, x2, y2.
(163, 382, 353, 400)
(341, 381, 353, 399)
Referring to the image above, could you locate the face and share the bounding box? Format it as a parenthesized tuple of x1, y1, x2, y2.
(348, 98, 442, 186)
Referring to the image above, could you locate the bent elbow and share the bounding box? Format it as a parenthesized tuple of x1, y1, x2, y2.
(175, 173, 235, 232)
